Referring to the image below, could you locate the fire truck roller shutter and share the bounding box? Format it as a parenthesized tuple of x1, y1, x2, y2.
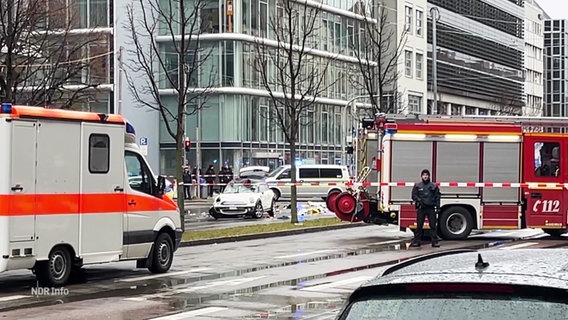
(390, 141, 433, 202)
(482, 143, 521, 203)
(435, 142, 480, 239)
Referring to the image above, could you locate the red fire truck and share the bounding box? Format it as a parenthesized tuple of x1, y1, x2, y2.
(328, 114, 568, 240)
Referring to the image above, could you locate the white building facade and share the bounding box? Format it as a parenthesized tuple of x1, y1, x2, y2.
(524, 0, 545, 116)
(397, 0, 429, 114)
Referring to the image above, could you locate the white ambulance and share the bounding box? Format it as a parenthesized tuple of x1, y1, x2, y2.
(0, 103, 183, 287)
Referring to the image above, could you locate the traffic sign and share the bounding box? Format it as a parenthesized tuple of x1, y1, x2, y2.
(140, 137, 148, 145)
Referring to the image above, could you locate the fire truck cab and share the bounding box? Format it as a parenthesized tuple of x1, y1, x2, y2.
(330, 114, 568, 240)
(0, 103, 183, 287)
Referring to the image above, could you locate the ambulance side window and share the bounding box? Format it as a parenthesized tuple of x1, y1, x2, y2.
(125, 151, 154, 195)
(89, 134, 109, 174)
(534, 142, 560, 177)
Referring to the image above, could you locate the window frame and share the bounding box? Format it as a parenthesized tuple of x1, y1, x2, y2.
(88, 133, 110, 174)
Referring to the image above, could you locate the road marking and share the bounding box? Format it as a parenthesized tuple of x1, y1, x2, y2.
(301, 276, 373, 292)
(367, 239, 406, 246)
(275, 250, 336, 259)
(383, 228, 404, 233)
(0, 295, 28, 302)
(118, 268, 212, 282)
(150, 307, 229, 319)
(123, 297, 147, 302)
(500, 242, 538, 250)
(174, 276, 266, 293)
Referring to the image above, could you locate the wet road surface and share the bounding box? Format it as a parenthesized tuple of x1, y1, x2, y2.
(0, 226, 565, 319)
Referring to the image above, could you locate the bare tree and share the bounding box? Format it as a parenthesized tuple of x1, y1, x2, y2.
(491, 87, 524, 116)
(350, 2, 407, 115)
(124, 0, 215, 229)
(253, 0, 335, 224)
(0, 0, 107, 107)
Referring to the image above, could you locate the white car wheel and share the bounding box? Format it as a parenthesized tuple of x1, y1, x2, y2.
(253, 202, 264, 219)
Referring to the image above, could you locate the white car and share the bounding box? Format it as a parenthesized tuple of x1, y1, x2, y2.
(239, 166, 270, 180)
(210, 181, 275, 219)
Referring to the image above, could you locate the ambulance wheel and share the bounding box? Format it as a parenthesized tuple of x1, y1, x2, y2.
(148, 233, 174, 274)
(36, 246, 72, 287)
(438, 206, 473, 240)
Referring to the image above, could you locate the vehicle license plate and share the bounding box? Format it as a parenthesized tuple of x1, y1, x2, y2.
(229, 207, 237, 210)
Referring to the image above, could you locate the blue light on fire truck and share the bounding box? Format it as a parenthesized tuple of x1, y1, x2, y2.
(1, 102, 12, 113)
(385, 128, 397, 135)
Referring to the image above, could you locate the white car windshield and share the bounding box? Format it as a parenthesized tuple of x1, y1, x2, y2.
(223, 184, 256, 193)
(267, 166, 285, 178)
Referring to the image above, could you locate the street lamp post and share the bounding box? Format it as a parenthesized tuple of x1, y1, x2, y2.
(430, 7, 440, 114)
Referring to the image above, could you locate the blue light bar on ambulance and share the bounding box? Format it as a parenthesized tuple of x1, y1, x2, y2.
(126, 121, 136, 135)
(1, 102, 12, 113)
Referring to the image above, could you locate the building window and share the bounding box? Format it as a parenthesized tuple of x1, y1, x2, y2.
(405, 6, 413, 34)
(408, 95, 422, 113)
(415, 53, 423, 79)
(335, 113, 341, 144)
(321, 111, 328, 144)
(415, 10, 423, 36)
(260, 104, 269, 141)
(405, 50, 413, 77)
(89, 0, 108, 27)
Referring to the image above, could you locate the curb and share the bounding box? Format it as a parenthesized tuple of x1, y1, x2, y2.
(179, 222, 368, 247)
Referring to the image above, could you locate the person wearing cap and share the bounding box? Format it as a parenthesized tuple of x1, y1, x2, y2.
(410, 169, 441, 248)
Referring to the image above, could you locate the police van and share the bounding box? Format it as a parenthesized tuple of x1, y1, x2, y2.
(265, 164, 350, 200)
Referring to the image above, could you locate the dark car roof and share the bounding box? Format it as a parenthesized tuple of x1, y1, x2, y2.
(361, 249, 568, 290)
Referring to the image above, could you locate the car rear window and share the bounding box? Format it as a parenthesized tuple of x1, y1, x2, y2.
(340, 296, 568, 320)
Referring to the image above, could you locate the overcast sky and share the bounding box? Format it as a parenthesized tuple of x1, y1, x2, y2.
(536, 0, 568, 19)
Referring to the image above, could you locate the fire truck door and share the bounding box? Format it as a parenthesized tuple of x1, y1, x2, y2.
(524, 136, 565, 229)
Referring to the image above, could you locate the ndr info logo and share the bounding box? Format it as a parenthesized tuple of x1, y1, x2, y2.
(31, 286, 69, 296)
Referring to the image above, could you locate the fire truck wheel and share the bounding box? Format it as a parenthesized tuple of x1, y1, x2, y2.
(438, 206, 473, 240)
(149, 233, 174, 274)
(543, 229, 567, 238)
(36, 246, 72, 287)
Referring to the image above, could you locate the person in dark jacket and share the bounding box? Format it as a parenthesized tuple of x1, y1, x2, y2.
(205, 165, 216, 197)
(218, 166, 230, 193)
(183, 167, 192, 199)
(410, 169, 441, 248)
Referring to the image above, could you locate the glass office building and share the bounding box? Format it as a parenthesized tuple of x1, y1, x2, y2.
(544, 19, 568, 117)
(156, 0, 383, 175)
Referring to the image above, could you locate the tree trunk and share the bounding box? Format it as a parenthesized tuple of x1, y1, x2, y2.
(175, 128, 186, 232)
(289, 137, 298, 224)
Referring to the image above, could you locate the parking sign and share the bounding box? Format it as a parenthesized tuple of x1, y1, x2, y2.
(140, 137, 148, 145)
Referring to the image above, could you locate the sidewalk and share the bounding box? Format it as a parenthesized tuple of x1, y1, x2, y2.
(179, 213, 364, 247)
(178, 201, 357, 246)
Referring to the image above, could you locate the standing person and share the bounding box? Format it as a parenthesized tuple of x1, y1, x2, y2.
(410, 169, 441, 248)
(183, 166, 192, 199)
(191, 166, 201, 198)
(205, 165, 216, 198)
(218, 166, 229, 193)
